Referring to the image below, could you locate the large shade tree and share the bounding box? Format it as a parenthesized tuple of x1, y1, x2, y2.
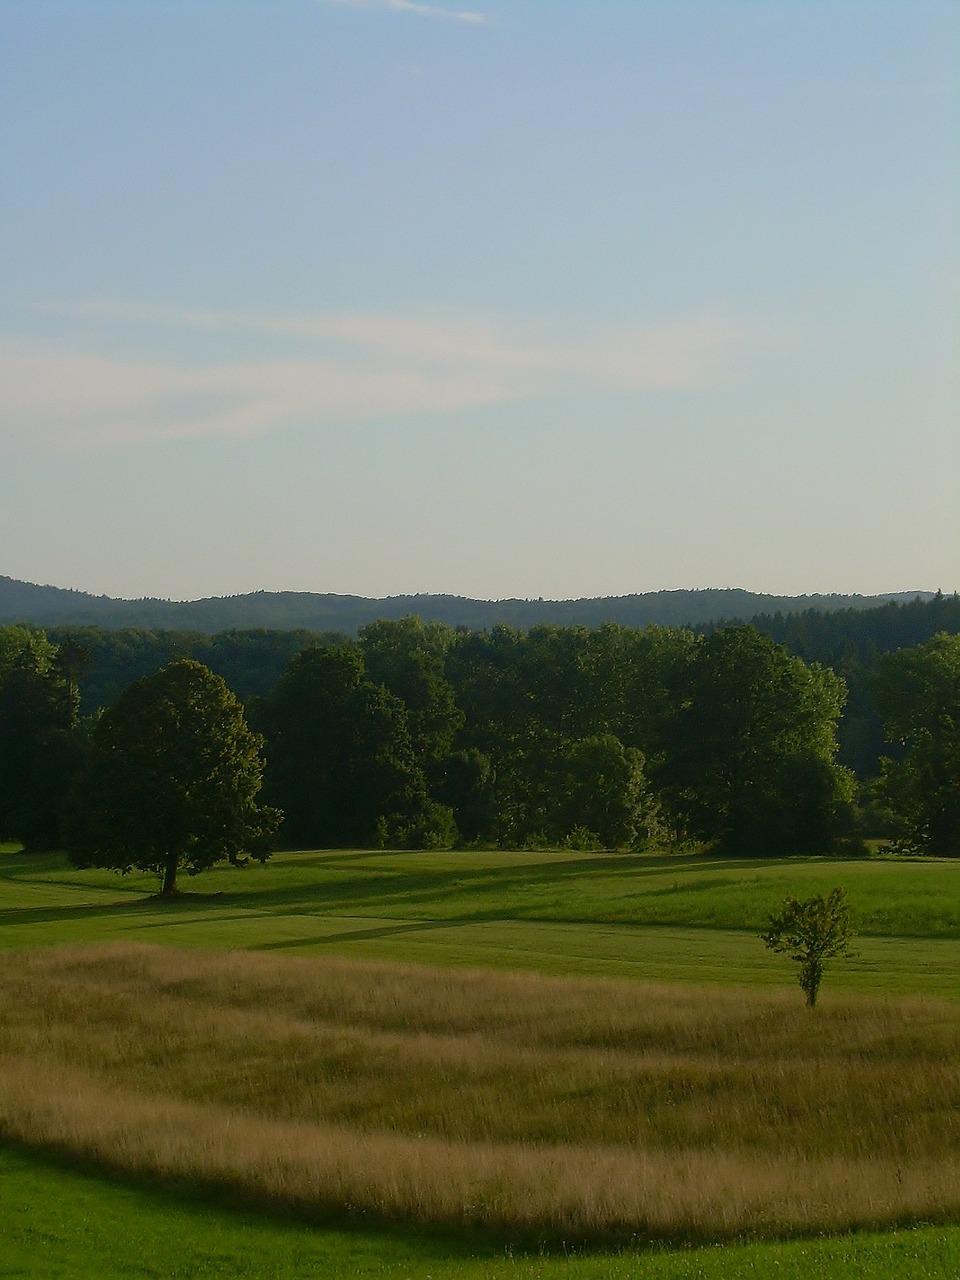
(65, 659, 280, 895)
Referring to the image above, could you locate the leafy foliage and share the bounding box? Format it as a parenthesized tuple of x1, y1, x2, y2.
(18, 609, 960, 859)
(65, 659, 280, 894)
(761, 888, 857, 1006)
(749, 591, 960, 777)
(445, 623, 690, 849)
(0, 626, 84, 849)
(255, 644, 451, 849)
(359, 616, 463, 768)
(872, 632, 960, 857)
(661, 627, 854, 854)
(47, 625, 338, 713)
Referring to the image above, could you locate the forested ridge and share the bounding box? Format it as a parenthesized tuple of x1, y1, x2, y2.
(9, 576, 956, 786)
(0, 573, 935, 633)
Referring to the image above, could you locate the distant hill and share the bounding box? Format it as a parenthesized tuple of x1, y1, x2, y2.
(0, 574, 936, 634)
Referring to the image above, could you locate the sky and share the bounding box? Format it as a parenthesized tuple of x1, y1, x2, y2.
(1, 0, 957, 603)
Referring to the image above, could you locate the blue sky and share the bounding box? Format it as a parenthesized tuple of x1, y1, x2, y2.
(1, 0, 957, 601)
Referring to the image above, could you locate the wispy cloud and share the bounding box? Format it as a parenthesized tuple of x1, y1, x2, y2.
(323, 0, 490, 25)
(2, 306, 743, 457)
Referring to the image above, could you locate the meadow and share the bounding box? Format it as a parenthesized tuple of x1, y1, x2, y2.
(1, 844, 959, 1275)
(2, 844, 960, 993)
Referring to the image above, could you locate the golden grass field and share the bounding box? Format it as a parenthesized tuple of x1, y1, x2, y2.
(2, 941, 959, 1246)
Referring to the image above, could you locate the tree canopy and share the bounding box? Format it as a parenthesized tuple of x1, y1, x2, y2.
(0, 626, 82, 849)
(872, 632, 960, 856)
(255, 645, 453, 849)
(660, 627, 854, 854)
(65, 659, 280, 894)
(16, 611, 960, 858)
(762, 888, 857, 1006)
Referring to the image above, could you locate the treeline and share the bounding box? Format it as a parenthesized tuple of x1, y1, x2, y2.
(246, 619, 855, 856)
(3, 605, 958, 860)
(745, 591, 960, 776)
(47, 591, 960, 779)
(0, 618, 863, 858)
(46, 626, 346, 712)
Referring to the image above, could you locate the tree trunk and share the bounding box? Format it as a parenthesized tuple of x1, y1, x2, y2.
(160, 855, 179, 897)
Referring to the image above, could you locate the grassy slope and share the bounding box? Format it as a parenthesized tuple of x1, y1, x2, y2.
(2, 845, 959, 1277)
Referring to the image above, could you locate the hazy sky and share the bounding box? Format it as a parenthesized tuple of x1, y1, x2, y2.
(1, 0, 957, 602)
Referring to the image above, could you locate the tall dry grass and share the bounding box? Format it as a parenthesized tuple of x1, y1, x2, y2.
(1, 943, 959, 1243)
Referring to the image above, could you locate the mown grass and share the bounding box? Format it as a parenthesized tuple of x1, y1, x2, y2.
(2, 943, 959, 1247)
(4, 1144, 960, 1280)
(5, 844, 960, 936)
(2, 845, 958, 998)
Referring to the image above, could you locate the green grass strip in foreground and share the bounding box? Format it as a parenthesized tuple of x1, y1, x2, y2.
(2, 1145, 959, 1280)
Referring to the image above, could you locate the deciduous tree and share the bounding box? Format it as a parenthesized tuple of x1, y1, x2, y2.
(65, 659, 279, 895)
(0, 626, 83, 849)
(872, 632, 960, 856)
(661, 626, 854, 854)
(358, 616, 463, 768)
(762, 888, 856, 1006)
(257, 645, 452, 848)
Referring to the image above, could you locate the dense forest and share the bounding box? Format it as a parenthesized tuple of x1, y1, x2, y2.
(734, 591, 960, 776)
(38, 590, 960, 779)
(2, 593, 958, 861)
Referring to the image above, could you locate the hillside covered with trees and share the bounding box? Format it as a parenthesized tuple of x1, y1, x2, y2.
(0, 574, 935, 634)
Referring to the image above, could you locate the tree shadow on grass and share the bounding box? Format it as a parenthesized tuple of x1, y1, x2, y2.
(253, 916, 473, 951)
(0, 891, 227, 930)
(212, 851, 704, 917)
(1, 847, 855, 935)
(640, 876, 752, 898)
(0, 848, 76, 879)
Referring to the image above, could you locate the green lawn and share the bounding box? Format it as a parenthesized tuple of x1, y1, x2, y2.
(4, 1145, 960, 1280)
(1, 846, 957, 997)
